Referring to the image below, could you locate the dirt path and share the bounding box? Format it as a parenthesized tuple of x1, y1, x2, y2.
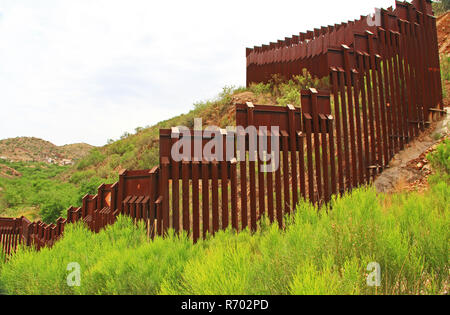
(437, 12, 450, 55)
(374, 109, 450, 193)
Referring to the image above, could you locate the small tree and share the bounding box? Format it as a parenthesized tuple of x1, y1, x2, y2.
(40, 197, 66, 223)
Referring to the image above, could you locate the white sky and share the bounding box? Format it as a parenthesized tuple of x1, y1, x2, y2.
(0, 0, 395, 146)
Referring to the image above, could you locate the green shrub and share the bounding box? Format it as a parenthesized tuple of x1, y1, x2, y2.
(138, 148, 158, 170)
(69, 169, 96, 185)
(249, 82, 272, 96)
(108, 154, 121, 170)
(289, 256, 362, 295)
(76, 149, 106, 170)
(40, 195, 69, 223)
(1, 185, 448, 295)
(76, 177, 104, 204)
(249, 69, 330, 106)
(276, 70, 329, 106)
(428, 139, 450, 184)
(0, 217, 198, 295)
(0, 161, 79, 219)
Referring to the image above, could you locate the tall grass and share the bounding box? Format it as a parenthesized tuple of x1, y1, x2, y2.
(429, 139, 450, 175)
(0, 217, 201, 295)
(1, 178, 447, 295)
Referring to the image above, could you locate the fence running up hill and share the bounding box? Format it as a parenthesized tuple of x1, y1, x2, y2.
(1, 0, 445, 256)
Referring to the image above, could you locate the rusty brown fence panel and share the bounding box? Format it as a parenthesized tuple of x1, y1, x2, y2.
(159, 128, 238, 242)
(236, 102, 304, 226)
(246, 0, 439, 87)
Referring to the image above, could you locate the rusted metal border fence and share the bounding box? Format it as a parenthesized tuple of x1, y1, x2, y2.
(1, 0, 445, 255)
(246, 0, 444, 117)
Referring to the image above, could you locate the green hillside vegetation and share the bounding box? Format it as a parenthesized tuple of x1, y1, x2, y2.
(0, 140, 448, 295)
(0, 161, 83, 223)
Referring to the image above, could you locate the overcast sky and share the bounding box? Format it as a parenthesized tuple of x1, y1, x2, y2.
(0, 0, 395, 146)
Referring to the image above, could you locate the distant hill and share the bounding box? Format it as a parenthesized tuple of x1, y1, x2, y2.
(0, 137, 94, 165)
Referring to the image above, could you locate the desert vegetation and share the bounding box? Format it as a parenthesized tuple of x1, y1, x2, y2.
(0, 140, 448, 295)
(0, 160, 100, 223)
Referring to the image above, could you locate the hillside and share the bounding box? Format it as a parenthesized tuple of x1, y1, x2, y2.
(437, 12, 450, 55)
(0, 137, 94, 165)
(59, 143, 96, 161)
(0, 160, 80, 221)
(0, 164, 21, 179)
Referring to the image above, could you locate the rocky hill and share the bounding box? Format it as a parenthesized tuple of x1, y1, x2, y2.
(0, 137, 94, 165)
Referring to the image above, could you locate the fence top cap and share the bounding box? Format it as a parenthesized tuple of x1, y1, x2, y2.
(309, 88, 318, 94)
(220, 128, 227, 135)
(365, 30, 374, 35)
(171, 127, 180, 135)
(287, 104, 296, 110)
(119, 169, 127, 176)
(246, 102, 255, 108)
(341, 44, 350, 50)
